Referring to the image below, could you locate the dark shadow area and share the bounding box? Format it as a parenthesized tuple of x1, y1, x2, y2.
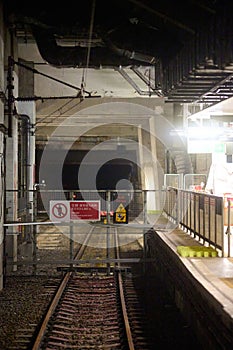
(120, 246, 204, 349)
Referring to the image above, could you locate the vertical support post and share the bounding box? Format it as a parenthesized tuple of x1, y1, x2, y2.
(32, 189, 37, 275)
(7, 56, 14, 138)
(214, 197, 217, 249)
(33, 189, 38, 222)
(106, 190, 111, 275)
(32, 223, 37, 275)
(221, 197, 224, 257)
(106, 190, 111, 225)
(175, 188, 179, 226)
(227, 199, 231, 257)
(222, 197, 231, 258)
(208, 197, 211, 243)
(3, 226, 7, 288)
(70, 222, 74, 268)
(143, 190, 147, 274)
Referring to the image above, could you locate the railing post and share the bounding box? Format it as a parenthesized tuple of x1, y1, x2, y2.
(228, 199, 231, 257)
(225, 199, 231, 257)
(70, 221, 74, 268)
(32, 223, 37, 275)
(143, 190, 147, 274)
(177, 189, 181, 228)
(106, 190, 111, 275)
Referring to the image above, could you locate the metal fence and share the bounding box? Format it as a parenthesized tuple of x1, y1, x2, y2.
(164, 187, 233, 257)
(164, 173, 207, 191)
(3, 189, 165, 275)
(5, 188, 166, 225)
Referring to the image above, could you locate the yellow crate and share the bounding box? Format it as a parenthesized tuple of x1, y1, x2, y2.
(177, 246, 218, 258)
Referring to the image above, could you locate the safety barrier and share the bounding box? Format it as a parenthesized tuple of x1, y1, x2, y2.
(164, 187, 233, 257)
(5, 188, 165, 231)
(35, 189, 166, 222)
(3, 189, 165, 276)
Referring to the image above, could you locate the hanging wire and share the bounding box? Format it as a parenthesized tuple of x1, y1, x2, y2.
(81, 0, 96, 100)
(35, 98, 80, 128)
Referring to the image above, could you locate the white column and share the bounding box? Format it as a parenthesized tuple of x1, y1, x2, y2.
(149, 116, 163, 212)
(137, 119, 160, 218)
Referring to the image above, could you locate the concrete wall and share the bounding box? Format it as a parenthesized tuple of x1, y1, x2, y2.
(146, 229, 233, 349)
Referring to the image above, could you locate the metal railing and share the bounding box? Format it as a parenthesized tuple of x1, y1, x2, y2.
(164, 173, 207, 191)
(3, 189, 165, 275)
(164, 186, 233, 257)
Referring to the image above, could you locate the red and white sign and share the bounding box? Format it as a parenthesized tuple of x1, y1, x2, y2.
(50, 200, 100, 222)
(70, 201, 100, 221)
(50, 201, 70, 222)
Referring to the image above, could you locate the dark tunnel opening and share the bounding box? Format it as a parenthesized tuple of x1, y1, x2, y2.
(36, 149, 140, 191)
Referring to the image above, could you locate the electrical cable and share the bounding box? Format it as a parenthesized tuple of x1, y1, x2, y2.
(81, 0, 96, 100)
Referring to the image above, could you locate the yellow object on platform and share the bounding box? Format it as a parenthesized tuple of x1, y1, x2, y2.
(177, 246, 218, 258)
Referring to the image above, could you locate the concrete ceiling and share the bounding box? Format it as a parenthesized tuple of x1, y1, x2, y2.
(3, 0, 233, 148)
(5, 0, 233, 106)
(5, 0, 218, 67)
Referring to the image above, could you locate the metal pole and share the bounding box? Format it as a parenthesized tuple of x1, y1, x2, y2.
(32, 189, 37, 275)
(227, 199, 231, 257)
(106, 190, 111, 275)
(143, 190, 147, 274)
(70, 221, 74, 268)
(32, 224, 37, 275)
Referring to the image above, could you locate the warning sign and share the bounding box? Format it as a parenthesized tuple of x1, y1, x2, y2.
(50, 200, 100, 222)
(113, 203, 128, 224)
(50, 201, 70, 222)
(70, 201, 100, 221)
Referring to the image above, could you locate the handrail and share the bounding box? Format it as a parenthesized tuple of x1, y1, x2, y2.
(164, 187, 232, 257)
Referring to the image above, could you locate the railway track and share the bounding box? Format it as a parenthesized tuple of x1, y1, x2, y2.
(27, 225, 154, 349)
(3, 225, 201, 349)
(38, 274, 122, 349)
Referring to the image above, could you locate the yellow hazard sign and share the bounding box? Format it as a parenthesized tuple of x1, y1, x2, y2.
(114, 203, 128, 224)
(116, 203, 126, 213)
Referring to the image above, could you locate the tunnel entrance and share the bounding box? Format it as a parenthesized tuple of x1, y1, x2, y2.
(36, 149, 141, 190)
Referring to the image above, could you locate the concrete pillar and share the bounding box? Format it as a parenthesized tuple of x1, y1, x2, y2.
(137, 120, 159, 215)
(149, 116, 164, 212)
(137, 127, 146, 190)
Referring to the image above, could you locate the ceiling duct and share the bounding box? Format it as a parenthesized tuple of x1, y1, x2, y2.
(31, 26, 156, 68)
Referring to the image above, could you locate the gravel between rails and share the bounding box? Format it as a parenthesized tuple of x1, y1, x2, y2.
(0, 247, 71, 350)
(0, 274, 61, 349)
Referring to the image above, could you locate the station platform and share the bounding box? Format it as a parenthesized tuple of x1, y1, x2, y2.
(147, 216, 233, 348)
(155, 223, 233, 297)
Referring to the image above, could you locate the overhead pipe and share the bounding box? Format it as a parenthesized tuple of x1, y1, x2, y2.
(31, 26, 156, 67)
(17, 114, 32, 228)
(101, 36, 157, 65)
(7, 56, 14, 137)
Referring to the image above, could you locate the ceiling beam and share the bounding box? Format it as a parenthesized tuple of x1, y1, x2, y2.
(127, 0, 195, 34)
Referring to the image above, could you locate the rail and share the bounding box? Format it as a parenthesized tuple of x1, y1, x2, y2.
(32, 230, 93, 350)
(30, 227, 144, 349)
(163, 186, 233, 257)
